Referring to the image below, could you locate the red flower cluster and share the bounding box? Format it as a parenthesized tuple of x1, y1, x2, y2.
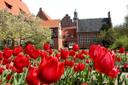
(65, 60, 74, 67)
(74, 63, 85, 72)
(13, 54, 29, 73)
(89, 44, 119, 78)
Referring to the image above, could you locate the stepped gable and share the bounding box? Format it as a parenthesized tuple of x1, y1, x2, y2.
(0, 0, 31, 15)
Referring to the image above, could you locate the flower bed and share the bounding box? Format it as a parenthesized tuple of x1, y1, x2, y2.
(0, 43, 128, 85)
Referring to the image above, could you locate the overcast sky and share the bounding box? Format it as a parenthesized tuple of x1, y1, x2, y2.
(22, 0, 128, 26)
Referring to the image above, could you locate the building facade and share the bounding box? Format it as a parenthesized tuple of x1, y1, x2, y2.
(37, 8, 112, 49)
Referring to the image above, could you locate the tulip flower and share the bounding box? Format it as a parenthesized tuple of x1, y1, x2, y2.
(13, 54, 29, 69)
(60, 49, 69, 59)
(74, 63, 85, 72)
(13, 46, 23, 56)
(26, 67, 40, 85)
(72, 43, 79, 51)
(43, 43, 50, 50)
(65, 60, 74, 67)
(119, 47, 125, 53)
(30, 49, 41, 59)
(89, 44, 119, 78)
(38, 56, 64, 84)
(124, 63, 128, 69)
(3, 48, 13, 59)
(69, 50, 76, 57)
(24, 44, 35, 55)
(0, 51, 3, 60)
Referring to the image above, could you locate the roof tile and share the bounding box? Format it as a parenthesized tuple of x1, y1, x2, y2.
(0, 0, 30, 15)
(42, 20, 60, 28)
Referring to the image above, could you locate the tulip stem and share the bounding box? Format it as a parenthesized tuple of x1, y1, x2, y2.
(98, 73, 102, 85)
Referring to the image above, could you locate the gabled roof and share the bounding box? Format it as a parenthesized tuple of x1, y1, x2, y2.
(78, 18, 110, 32)
(0, 0, 31, 15)
(37, 8, 51, 21)
(42, 19, 60, 28)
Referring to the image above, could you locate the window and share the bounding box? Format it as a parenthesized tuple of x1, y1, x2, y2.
(5, 2, 12, 9)
(78, 34, 84, 47)
(51, 29, 58, 38)
(50, 39, 54, 48)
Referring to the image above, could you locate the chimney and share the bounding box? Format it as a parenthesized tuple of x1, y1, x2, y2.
(39, 8, 42, 11)
(108, 11, 112, 28)
(108, 11, 111, 19)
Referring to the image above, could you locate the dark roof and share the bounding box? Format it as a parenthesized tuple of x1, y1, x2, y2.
(78, 18, 110, 32)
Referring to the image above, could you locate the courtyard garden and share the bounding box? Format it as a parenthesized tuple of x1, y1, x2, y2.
(0, 9, 128, 85)
(0, 43, 128, 85)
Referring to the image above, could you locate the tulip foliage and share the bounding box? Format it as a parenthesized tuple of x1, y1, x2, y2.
(0, 43, 128, 85)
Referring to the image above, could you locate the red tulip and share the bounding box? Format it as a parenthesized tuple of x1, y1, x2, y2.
(69, 50, 76, 57)
(30, 49, 41, 59)
(40, 51, 48, 59)
(65, 60, 74, 67)
(48, 49, 53, 55)
(24, 44, 35, 55)
(108, 67, 119, 78)
(76, 53, 85, 60)
(85, 59, 90, 64)
(74, 63, 85, 72)
(12, 66, 23, 73)
(3, 48, 13, 59)
(5, 83, 12, 85)
(43, 43, 50, 50)
(81, 50, 89, 55)
(115, 56, 121, 62)
(38, 57, 64, 84)
(26, 67, 40, 85)
(119, 47, 125, 53)
(72, 43, 79, 51)
(81, 82, 88, 85)
(0, 51, 3, 60)
(89, 44, 119, 78)
(60, 49, 69, 59)
(124, 63, 128, 69)
(13, 46, 22, 56)
(2, 58, 11, 65)
(14, 54, 29, 69)
(55, 53, 61, 59)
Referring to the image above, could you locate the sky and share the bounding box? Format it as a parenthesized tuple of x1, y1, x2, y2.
(22, 0, 128, 26)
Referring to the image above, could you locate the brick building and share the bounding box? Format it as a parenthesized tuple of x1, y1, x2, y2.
(37, 8, 63, 49)
(0, 0, 30, 15)
(37, 9, 112, 49)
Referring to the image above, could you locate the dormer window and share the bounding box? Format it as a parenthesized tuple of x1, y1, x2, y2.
(5, 2, 12, 9)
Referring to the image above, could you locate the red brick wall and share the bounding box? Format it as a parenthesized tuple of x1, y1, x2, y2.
(77, 32, 99, 48)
